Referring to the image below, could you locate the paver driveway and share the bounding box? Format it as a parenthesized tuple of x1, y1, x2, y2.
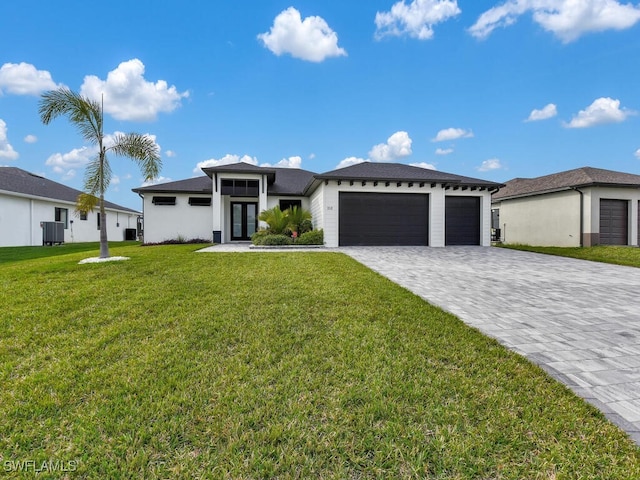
(342, 246, 640, 445)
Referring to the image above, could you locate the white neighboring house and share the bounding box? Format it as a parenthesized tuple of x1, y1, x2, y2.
(492, 166, 640, 247)
(0, 167, 140, 247)
(133, 161, 502, 247)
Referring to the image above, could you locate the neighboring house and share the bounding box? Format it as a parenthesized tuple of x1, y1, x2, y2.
(492, 166, 640, 247)
(0, 167, 140, 247)
(133, 161, 502, 247)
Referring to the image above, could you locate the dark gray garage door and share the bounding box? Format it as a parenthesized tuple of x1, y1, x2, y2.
(600, 199, 628, 245)
(445, 196, 480, 246)
(339, 192, 428, 246)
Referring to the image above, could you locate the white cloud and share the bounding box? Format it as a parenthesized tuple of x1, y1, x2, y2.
(80, 59, 189, 122)
(526, 103, 558, 121)
(336, 157, 367, 169)
(193, 154, 258, 173)
(308, 153, 316, 160)
(564, 97, 633, 128)
(141, 176, 172, 187)
(469, 0, 640, 43)
(369, 131, 413, 162)
(0, 62, 61, 95)
(410, 162, 437, 170)
(165, 150, 176, 158)
(635, 149, 640, 159)
(435, 147, 454, 155)
(258, 7, 347, 62)
(375, 0, 461, 40)
(111, 175, 121, 185)
(0, 119, 19, 160)
(477, 158, 503, 172)
(261, 156, 302, 168)
(24, 134, 38, 143)
(432, 127, 474, 142)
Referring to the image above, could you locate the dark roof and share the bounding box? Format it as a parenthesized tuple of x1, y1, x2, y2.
(269, 167, 316, 195)
(315, 162, 502, 188)
(133, 175, 212, 194)
(202, 162, 276, 182)
(0, 167, 139, 213)
(493, 166, 640, 201)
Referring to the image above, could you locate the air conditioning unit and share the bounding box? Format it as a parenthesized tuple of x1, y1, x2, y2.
(42, 222, 65, 245)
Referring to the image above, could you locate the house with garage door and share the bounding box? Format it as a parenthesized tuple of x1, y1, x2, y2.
(0, 166, 140, 247)
(491, 166, 640, 247)
(133, 161, 502, 247)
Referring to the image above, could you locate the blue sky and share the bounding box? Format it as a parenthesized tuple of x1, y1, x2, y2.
(1, 0, 640, 209)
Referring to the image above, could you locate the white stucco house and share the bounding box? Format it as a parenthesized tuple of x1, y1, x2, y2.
(0, 167, 140, 247)
(492, 166, 640, 247)
(133, 161, 502, 247)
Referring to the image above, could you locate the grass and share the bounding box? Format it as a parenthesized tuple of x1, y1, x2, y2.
(1, 244, 639, 479)
(499, 244, 640, 268)
(0, 241, 139, 265)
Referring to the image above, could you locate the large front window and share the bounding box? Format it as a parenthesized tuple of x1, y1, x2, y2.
(54, 207, 68, 229)
(221, 179, 259, 197)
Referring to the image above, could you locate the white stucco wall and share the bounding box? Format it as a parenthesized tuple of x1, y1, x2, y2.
(495, 190, 581, 247)
(0, 191, 138, 247)
(309, 182, 493, 248)
(141, 194, 213, 244)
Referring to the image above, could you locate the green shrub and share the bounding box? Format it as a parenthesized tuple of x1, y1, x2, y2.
(298, 218, 313, 234)
(296, 229, 324, 245)
(251, 230, 271, 245)
(261, 234, 293, 246)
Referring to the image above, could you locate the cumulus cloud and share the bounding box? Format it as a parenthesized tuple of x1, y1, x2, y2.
(141, 176, 173, 187)
(24, 134, 38, 143)
(635, 148, 640, 159)
(335, 157, 367, 169)
(193, 154, 258, 173)
(564, 97, 633, 128)
(258, 7, 347, 62)
(526, 103, 558, 122)
(432, 127, 474, 142)
(0, 119, 19, 160)
(0, 62, 61, 95)
(80, 59, 188, 122)
(261, 156, 302, 168)
(165, 150, 176, 158)
(410, 162, 437, 170)
(375, 0, 461, 40)
(369, 131, 413, 162)
(435, 147, 453, 155)
(477, 158, 503, 172)
(469, 0, 640, 43)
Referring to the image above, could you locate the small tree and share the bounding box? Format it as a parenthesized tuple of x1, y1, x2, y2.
(286, 206, 312, 234)
(39, 88, 161, 258)
(258, 206, 290, 234)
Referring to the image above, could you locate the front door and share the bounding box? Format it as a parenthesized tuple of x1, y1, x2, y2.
(231, 202, 257, 241)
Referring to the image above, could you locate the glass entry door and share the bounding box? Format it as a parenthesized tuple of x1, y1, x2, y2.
(231, 202, 257, 241)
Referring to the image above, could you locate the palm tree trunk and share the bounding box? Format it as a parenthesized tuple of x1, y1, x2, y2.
(99, 196, 109, 258)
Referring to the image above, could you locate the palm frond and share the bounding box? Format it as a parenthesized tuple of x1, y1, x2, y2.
(75, 193, 99, 215)
(108, 133, 161, 180)
(83, 154, 111, 196)
(38, 88, 102, 145)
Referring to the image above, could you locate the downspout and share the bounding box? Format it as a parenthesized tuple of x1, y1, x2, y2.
(571, 187, 584, 247)
(137, 192, 144, 243)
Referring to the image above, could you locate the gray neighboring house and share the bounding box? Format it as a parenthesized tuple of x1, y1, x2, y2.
(492, 166, 640, 247)
(0, 167, 140, 247)
(134, 161, 502, 247)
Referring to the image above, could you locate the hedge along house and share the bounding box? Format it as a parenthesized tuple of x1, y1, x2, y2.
(491, 166, 640, 247)
(0, 167, 140, 247)
(133, 161, 502, 247)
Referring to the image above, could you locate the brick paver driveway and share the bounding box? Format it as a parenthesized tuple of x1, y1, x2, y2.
(342, 246, 640, 445)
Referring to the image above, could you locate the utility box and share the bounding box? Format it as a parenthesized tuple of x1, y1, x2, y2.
(42, 222, 64, 245)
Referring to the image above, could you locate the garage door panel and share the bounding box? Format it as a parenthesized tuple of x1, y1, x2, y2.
(445, 196, 480, 246)
(339, 193, 428, 246)
(600, 199, 628, 245)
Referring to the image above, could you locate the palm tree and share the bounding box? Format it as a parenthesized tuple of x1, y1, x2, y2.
(286, 206, 312, 235)
(39, 88, 161, 258)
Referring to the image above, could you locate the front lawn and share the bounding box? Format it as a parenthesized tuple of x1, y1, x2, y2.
(1, 244, 639, 478)
(0, 241, 139, 265)
(499, 244, 640, 268)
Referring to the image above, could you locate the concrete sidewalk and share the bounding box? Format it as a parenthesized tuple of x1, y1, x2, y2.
(341, 246, 640, 445)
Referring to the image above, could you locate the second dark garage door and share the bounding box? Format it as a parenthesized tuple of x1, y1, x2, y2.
(339, 192, 428, 246)
(445, 196, 480, 246)
(600, 199, 628, 245)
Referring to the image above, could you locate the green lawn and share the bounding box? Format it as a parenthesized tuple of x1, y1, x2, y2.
(1, 244, 639, 479)
(0, 241, 139, 265)
(499, 244, 640, 268)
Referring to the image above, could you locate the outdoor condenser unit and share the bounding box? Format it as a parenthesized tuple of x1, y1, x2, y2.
(42, 221, 65, 245)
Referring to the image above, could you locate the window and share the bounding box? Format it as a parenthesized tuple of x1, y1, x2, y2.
(79, 211, 88, 221)
(188, 197, 212, 206)
(279, 199, 302, 211)
(221, 179, 259, 197)
(152, 196, 177, 205)
(54, 207, 68, 229)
